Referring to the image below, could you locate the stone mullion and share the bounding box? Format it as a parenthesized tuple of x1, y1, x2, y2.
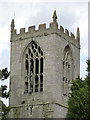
(24, 57, 27, 93)
(68, 61, 71, 96)
(39, 57, 40, 74)
(24, 58, 26, 77)
(28, 58, 30, 93)
(68, 65, 70, 96)
(33, 58, 35, 93)
(24, 77, 27, 94)
(64, 61, 66, 95)
(33, 57, 36, 92)
(70, 61, 72, 81)
(38, 57, 40, 92)
(63, 61, 65, 95)
(66, 61, 68, 96)
(34, 58, 35, 75)
(32, 74, 34, 93)
(28, 77, 30, 94)
(67, 62, 69, 96)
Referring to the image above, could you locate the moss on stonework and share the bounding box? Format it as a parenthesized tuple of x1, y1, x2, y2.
(42, 102, 48, 118)
(14, 108, 20, 118)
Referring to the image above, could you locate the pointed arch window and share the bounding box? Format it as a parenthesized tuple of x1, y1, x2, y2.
(63, 45, 73, 96)
(24, 41, 43, 94)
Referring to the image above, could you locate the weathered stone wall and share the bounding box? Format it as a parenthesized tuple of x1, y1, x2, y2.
(9, 11, 80, 118)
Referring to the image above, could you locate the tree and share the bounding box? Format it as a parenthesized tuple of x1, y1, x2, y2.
(0, 101, 10, 120)
(0, 68, 9, 99)
(0, 68, 10, 119)
(0, 68, 10, 81)
(67, 60, 90, 120)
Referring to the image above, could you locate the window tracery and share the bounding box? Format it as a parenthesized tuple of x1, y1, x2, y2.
(24, 41, 43, 94)
(63, 45, 72, 96)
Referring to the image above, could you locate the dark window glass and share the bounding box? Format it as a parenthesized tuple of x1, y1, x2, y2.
(28, 48, 31, 55)
(30, 59, 34, 74)
(25, 60, 28, 75)
(36, 58, 39, 74)
(35, 75, 38, 92)
(40, 74, 43, 91)
(40, 57, 43, 73)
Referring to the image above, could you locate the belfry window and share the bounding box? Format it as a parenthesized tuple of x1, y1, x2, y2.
(63, 45, 73, 96)
(24, 41, 44, 94)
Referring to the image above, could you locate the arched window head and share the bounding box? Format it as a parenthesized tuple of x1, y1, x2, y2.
(63, 45, 73, 96)
(24, 41, 44, 94)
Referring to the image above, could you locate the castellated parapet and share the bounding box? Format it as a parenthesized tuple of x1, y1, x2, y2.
(10, 12, 80, 49)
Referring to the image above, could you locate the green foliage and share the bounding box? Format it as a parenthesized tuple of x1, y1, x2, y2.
(0, 68, 10, 81)
(0, 68, 10, 119)
(1, 102, 11, 120)
(1, 85, 9, 99)
(0, 68, 10, 99)
(67, 60, 90, 120)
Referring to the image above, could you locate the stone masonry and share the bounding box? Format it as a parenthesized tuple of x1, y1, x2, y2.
(8, 10, 80, 118)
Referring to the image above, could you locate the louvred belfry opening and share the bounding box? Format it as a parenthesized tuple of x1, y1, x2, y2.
(24, 41, 43, 94)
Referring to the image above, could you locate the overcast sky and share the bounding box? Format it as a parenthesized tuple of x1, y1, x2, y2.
(0, 0, 88, 105)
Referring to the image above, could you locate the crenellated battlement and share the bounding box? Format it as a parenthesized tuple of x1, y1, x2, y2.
(10, 10, 80, 47)
(28, 26, 35, 33)
(65, 29, 69, 36)
(39, 24, 46, 30)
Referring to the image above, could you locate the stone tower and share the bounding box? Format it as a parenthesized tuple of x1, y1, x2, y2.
(8, 11, 80, 118)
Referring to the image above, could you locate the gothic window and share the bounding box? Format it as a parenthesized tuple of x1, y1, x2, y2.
(24, 41, 43, 94)
(63, 45, 73, 96)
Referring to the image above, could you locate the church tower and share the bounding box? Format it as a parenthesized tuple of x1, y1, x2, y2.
(8, 11, 80, 118)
